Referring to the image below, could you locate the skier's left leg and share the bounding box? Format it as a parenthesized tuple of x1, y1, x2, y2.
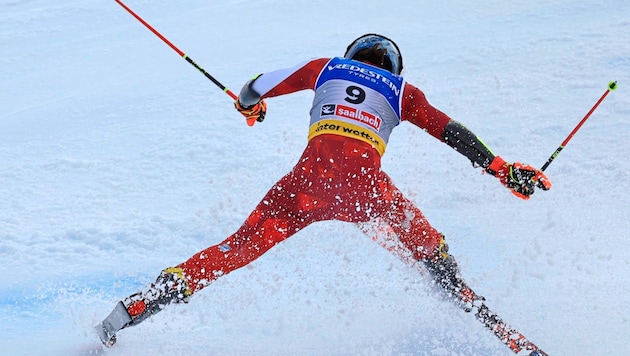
(96, 166, 326, 346)
(95, 266, 191, 347)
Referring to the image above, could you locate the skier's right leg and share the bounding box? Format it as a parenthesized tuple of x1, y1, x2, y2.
(358, 173, 484, 312)
(361, 218, 484, 312)
(420, 235, 485, 311)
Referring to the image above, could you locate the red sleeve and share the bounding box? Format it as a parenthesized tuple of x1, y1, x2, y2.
(260, 58, 331, 98)
(401, 83, 451, 141)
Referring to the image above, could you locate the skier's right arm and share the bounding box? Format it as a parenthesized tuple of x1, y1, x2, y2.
(402, 84, 551, 199)
(401, 85, 495, 167)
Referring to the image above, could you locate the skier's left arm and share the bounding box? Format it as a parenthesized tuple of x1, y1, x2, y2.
(402, 84, 551, 200)
(235, 58, 331, 124)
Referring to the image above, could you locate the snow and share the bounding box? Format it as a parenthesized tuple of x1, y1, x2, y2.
(1, 0, 629, 355)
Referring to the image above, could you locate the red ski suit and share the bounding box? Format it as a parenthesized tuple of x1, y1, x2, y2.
(179, 58, 453, 293)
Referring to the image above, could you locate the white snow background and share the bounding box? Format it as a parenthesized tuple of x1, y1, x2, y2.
(1, 0, 629, 355)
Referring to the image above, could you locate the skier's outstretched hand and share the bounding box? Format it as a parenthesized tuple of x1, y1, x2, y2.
(235, 99, 267, 126)
(487, 156, 551, 200)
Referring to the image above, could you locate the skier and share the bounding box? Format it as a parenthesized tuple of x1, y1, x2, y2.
(96, 33, 551, 347)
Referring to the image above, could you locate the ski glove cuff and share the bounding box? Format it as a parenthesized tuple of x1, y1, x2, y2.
(235, 99, 267, 126)
(486, 156, 552, 200)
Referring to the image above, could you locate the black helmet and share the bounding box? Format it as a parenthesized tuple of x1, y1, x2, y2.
(344, 33, 403, 75)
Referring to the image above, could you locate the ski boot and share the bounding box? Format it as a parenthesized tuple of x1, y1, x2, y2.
(95, 267, 192, 347)
(422, 235, 484, 312)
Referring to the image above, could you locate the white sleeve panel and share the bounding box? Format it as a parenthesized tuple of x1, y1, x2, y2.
(251, 59, 313, 96)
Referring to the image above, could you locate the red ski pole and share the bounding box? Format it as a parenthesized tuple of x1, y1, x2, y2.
(114, 0, 257, 126)
(541, 81, 617, 171)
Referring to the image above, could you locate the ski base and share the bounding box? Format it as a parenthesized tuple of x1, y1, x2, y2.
(95, 301, 131, 347)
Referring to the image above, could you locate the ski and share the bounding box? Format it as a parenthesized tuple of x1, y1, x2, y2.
(473, 302, 548, 355)
(95, 301, 132, 348)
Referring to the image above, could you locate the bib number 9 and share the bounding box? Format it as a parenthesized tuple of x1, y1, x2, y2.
(344, 85, 366, 104)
